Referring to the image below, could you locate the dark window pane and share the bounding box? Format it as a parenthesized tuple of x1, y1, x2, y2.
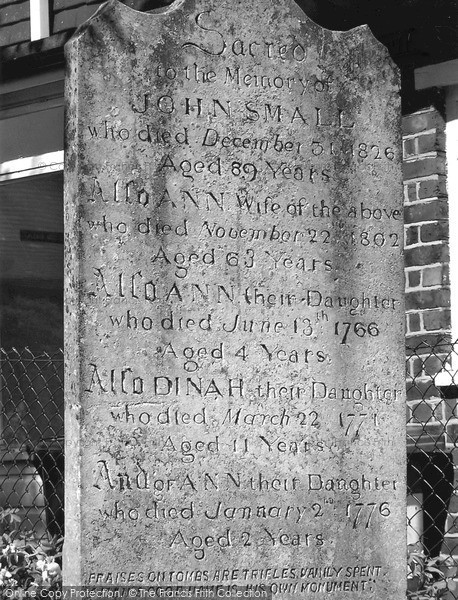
(0, 172, 63, 351)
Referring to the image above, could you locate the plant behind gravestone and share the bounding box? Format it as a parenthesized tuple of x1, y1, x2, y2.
(408, 544, 458, 599)
(0, 508, 62, 596)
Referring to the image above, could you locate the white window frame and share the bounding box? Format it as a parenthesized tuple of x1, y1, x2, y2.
(30, 0, 50, 41)
(0, 151, 63, 182)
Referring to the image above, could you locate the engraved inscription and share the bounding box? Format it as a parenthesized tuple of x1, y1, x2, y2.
(65, 0, 405, 594)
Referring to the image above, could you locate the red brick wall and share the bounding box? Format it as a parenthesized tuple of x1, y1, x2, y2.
(403, 106, 452, 452)
(403, 106, 450, 344)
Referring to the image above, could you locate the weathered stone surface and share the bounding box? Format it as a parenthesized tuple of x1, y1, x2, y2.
(64, 0, 405, 596)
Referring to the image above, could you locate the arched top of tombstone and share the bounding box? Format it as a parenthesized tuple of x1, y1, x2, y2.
(68, 0, 396, 77)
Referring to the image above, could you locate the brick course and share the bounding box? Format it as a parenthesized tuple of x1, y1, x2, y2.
(402, 155, 447, 179)
(418, 178, 448, 199)
(404, 200, 448, 224)
(422, 265, 448, 287)
(403, 110, 441, 136)
(405, 225, 419, 246)
(417, 132, 439, 154)
(406, 269, 421, 288)
(0, 0, 28, 25)
(53, 4, 101, 33)
(405, 244, 449, 267)
(53, 0, 101, 10)
(420, 221, 449, 243)
(0, 19, 29, 46)
(423, 309, 451, 331)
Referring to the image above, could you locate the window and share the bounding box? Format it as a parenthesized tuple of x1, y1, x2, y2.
(0, 155, 64, 537)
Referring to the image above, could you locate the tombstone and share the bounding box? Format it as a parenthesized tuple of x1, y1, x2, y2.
(65, 0, 406, 597)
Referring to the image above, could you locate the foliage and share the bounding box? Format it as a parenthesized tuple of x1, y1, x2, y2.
(407, 543, 458, 599)
(0, 508, 62, 598)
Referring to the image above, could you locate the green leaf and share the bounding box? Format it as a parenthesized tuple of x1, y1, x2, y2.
(426, 567, 444, 576)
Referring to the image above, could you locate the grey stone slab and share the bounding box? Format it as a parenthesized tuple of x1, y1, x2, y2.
(65, 0, 406, 596)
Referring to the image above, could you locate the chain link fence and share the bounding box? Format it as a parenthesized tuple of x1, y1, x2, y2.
(0, 347, 64, 539)
(1, 342, 458, 595)
(407, 337, 458, 599)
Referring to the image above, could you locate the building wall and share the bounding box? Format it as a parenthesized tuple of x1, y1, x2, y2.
(403, 103, 452, 452)
(403, 106, 450, 345)
(401, 100, 457, 574)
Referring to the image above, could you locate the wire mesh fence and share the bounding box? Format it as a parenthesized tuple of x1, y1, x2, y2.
(0, 347, 64, 540)
(407, 337, 458, 599)
(1, 341, 458, 594)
